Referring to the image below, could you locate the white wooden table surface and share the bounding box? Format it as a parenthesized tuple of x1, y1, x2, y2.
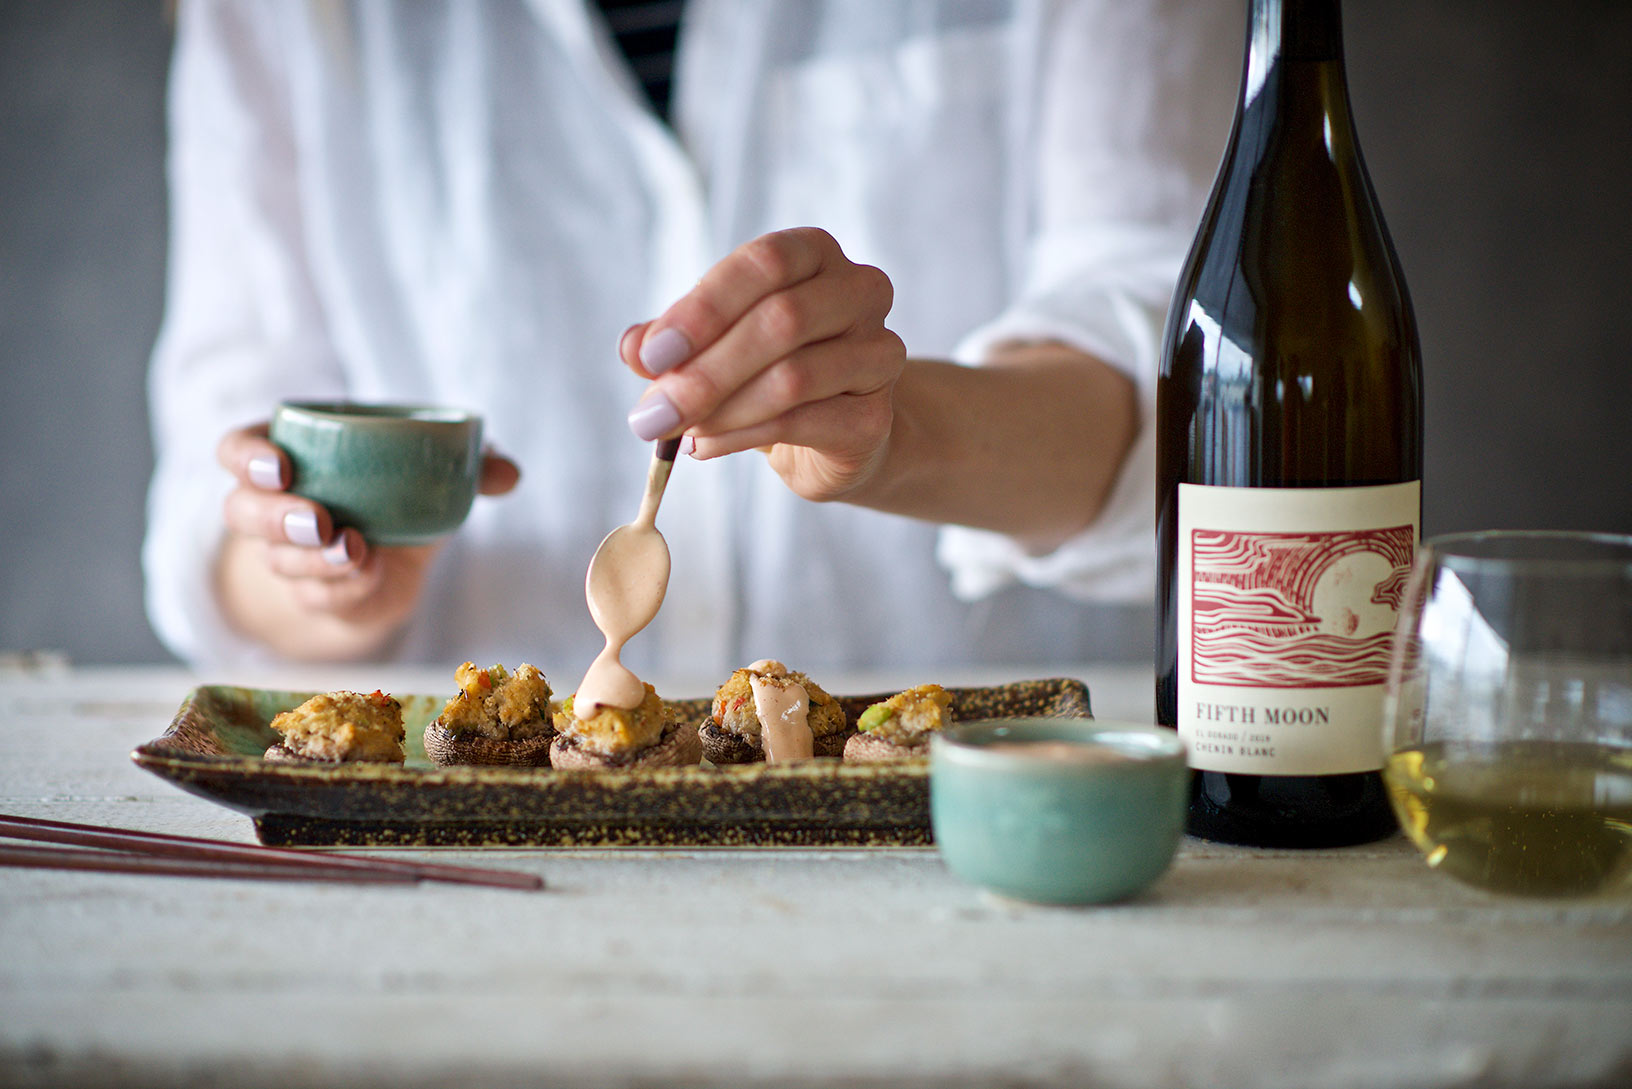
(1, 663, 1628, 1089)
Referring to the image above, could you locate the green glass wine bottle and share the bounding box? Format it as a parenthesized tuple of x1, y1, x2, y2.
(1156, 0, 1423, 847)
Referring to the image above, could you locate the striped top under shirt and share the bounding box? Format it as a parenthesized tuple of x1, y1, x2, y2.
(595, 0, 685, 122)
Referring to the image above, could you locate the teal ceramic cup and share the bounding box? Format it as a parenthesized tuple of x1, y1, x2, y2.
(269, 401, 483, 545)
(930, 718, 1188, 905)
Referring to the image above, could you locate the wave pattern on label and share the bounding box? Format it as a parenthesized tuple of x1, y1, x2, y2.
(1190, 526, 1415, 689)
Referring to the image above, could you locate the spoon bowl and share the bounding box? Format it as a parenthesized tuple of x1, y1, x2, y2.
(574, 437, 681, 714)
(584, 522, 671, 641)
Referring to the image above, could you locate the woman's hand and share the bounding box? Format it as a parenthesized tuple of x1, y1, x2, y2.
(620, 227, 905, 502)
(212, 424, 520, 661)
(618, 227, 1139, 549)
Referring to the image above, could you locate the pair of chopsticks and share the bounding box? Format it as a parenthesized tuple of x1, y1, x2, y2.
(0, 813, 542, 891)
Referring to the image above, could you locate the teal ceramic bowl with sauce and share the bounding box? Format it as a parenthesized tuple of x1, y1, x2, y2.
(930, 718, 1188, 905)
(270, 401, 483, 545)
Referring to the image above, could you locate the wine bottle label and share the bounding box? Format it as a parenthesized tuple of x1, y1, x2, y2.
(1176, 481, 1421, 775)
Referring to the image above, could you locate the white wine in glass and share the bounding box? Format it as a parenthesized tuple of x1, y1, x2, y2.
(1383, 532, 1632, 898)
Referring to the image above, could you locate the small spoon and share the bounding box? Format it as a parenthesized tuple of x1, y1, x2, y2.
(575, 436, 681, 715)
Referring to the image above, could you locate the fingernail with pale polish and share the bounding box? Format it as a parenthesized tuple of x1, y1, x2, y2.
(639, 328, 691, 375)
(678, 434, 697, 458)
(627, 389, 681, 441)
(283, 509, 322, 548)
(322, 532, 356, 566)
(248, 454, 285, 491)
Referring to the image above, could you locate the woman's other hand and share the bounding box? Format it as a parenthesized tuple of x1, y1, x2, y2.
(212, 424, 520, 660)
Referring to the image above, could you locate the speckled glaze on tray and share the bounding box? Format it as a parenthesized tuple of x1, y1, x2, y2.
(131, 679, 1092, 848)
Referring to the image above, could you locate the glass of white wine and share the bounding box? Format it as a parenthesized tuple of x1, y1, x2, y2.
(1383, 531, 1632, 897)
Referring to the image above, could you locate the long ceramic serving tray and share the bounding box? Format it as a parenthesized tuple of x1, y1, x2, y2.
(131, 678, 1091, 848)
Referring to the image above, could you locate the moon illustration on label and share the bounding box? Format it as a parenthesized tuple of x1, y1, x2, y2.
(1190, 525, 1415, 689)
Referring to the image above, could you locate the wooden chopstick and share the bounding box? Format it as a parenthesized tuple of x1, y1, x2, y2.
(0, 814, 543, 891)
(0, 844, 414, 884)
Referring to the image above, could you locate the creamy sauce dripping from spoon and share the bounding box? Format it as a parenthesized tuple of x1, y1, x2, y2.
(575, 437, 680, 717)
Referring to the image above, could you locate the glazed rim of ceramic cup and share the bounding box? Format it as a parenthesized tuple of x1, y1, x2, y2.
(1426, 530, 1632, 577)
(279, 401, 477, 424)
(932, 719, 1185, 767)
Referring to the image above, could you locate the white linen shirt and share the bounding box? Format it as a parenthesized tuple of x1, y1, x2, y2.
(143, 0, 1240, 677)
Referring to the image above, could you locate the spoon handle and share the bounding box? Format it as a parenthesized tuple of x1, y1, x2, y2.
(636, 438, 680, 526)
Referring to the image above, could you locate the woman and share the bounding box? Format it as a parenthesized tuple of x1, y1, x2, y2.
(144, 0, 1237, 677)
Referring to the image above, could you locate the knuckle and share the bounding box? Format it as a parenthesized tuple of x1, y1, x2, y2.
(264, 546, 299, 585)
(860, 263, 894, 311)
(795, 225, 840, 255)
(267, 545, 312, 580)
(757, 292, 806, 349)
(765, 358, 811, 407)
(741, 234, 796, 286)
(668, 366, 726, 420)
(862, 324, 905, 366)
(289, 578, 333, 612)
(223, 488, 269, 537)
(684, 292, 731, 342)
(849, 328, 906, 392)
(878, 326, 907, 367)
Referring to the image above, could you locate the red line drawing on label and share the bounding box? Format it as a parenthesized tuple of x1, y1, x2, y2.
(1190, 525, 1415, 688)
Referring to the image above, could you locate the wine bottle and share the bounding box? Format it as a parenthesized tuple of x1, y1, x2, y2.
(1155, 0, 1422, 847)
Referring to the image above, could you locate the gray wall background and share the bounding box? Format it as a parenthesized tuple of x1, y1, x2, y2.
(3, 1, 1629, 666)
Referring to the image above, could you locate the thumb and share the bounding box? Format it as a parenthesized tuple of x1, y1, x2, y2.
(478, 449, 521, 496)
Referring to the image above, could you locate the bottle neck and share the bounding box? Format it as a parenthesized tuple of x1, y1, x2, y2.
(1243, 0, 1349, 109)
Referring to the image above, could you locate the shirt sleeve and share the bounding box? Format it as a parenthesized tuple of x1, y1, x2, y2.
(936, 0, 1240, 605)
(142, 0, 345, 666)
